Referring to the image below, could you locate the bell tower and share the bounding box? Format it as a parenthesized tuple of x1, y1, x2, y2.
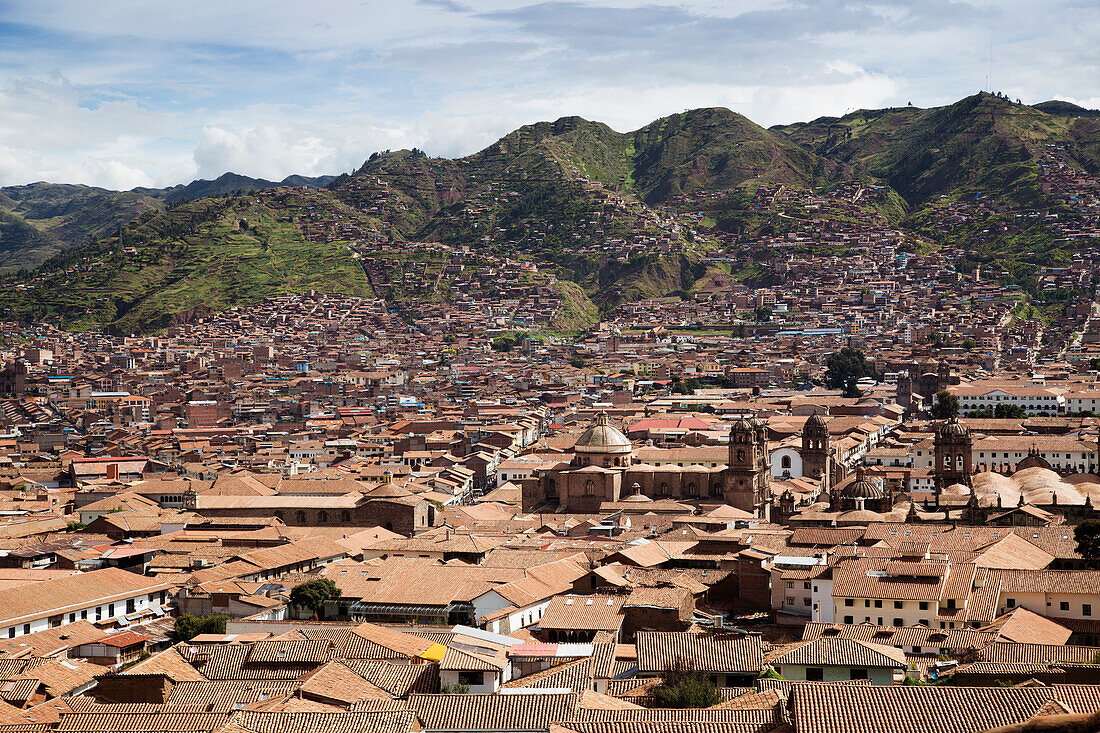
(727, 416, 770, 516)
(802, 411, 830, 490)
(934, 416, 973, 498)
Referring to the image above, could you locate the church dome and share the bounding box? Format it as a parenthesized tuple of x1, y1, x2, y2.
(841, 467, 884, 500)
(938, 416, 969, 438)
(574, 412, 633, 454)
(731, 416, 753, 432)
(806, 411, 828, 430)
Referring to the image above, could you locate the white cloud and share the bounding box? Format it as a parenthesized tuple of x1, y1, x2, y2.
(0, 0, 1094, 188)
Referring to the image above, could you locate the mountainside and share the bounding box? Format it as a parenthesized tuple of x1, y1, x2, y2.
(0, 172, 338, 273)
(0, 190, 372, 334)
(4, 95, 1100, 333)
(630, 107, 829, 204)
(142, 171, 337, 205)
(0, 183, 165, 273)
(779, 93, 1100, 210)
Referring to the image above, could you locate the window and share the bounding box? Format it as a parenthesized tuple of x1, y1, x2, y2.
(850, 668, 869, 680)
(80, 610, 87, 620)
(804, 598, 812, 607)
(6, 628, 12, 639)
(845, 599, 854, 607)
(894, 601, 903, 610)
(1085, 604, 1093, 617)
(874, 600, 882, 608)
(844, 616, 854, 624)
(786, 597, 796, 606)
(458, 671, 482, 686)
(22, 624, 30, 635)
(918, 601, 928, 611)
(1007, 598, 1016, 608)
(804, 582, 811, 590)
(108, 603, 115, 618)
(1061, 602, 1069, 611)
(786, 581, 794, 589)
(894, 618, 903, 627)
(126, 599, 136, 614)
(864, 600, 871, 608)
(805, 667, 824, 681)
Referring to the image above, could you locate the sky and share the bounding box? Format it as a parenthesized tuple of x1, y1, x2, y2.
(0, 0, 1097, 190)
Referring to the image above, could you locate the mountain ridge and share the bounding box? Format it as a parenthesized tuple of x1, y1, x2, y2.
(4, 93, 1100, 333)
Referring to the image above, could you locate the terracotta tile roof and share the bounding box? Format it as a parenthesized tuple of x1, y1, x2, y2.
(227, 710, 417, 733)
(539, 596, 626, 632)
(503, 658, 594, 692)
(789, 684, 1100, 733)
(55, 711, 231, 731)
(339, 660, 439, 697)
(408, 691, 579, 732)
(0, 567, 171, 628)
(164, 681, 302, 711)
(120, 647, 207, 682)
(768, 638, 906, 669)
(977, 642, 1100, 665)
(635, 632, 764, 676)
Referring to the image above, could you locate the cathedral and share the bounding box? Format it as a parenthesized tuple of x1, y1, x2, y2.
(521, 412, 777, 518)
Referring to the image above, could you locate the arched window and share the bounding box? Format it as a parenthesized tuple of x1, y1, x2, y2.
(737, 435, 747, 444)
(295, 510, 306, 524)
(584, 479, 596, 496)
(319, 511, 328, 524)
(737, 449, 746, 462)
(781, 455, 791, 469)
(341, 510, 351, 523)
(686, 482, 697, 496)
(710, 482, 722, 497)
(943, 455, 951, 469)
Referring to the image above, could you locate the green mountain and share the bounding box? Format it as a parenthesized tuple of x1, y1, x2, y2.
(630, 107, 828, 203)
(778, 93, 1100, 210)
(0, 183, 165, 273)
(0, 190, 372, 334)
(7, 96, 1100, 333)
(0, 172, 339, 273)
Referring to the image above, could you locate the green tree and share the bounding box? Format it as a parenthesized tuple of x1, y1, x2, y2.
(753, 306, 772, 322)
(962, 337, 976, 350)
(651, 656, 722, 708)
(1074, 519, 1100, 561)
(290, 578, 341, 618)
(994, 403, 1026, 419)
(171, 614, 227, 642)
(931, 390, 959, 419)
(824, 347, 876, 390)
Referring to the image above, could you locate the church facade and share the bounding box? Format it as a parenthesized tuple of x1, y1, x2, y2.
(522, 413, 795, 518)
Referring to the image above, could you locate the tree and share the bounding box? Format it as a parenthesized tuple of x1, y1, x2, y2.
(994, 403, 1026, 419)
(171, 614, 227, 642)
(1074, 519, 1100, 561)
(962, 337, 976, 351)
(290, 578, 341, 618)
(825, 347, 876, 390)
(651, 656, 722, 708)
(753, 306, 772, 322)
(931, 390, 959, 419)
